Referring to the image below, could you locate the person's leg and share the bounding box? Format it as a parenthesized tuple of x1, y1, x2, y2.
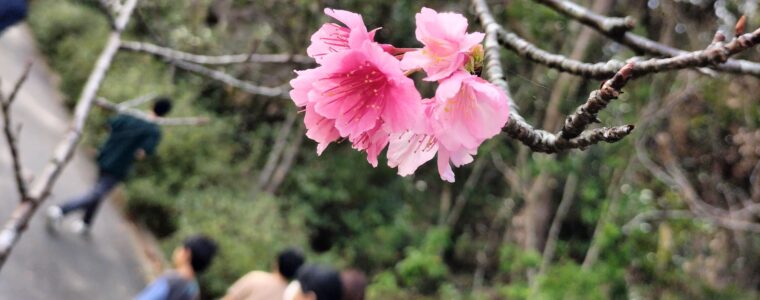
(60, 185, 101, 215)
(80, 174, 120, 226)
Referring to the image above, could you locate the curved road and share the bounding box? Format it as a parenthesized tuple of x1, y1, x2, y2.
(0, 25, 146, 299)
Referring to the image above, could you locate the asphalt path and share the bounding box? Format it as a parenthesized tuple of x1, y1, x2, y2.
(0, 25, 146, 299)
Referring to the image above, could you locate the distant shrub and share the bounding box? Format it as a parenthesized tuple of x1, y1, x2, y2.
(124, 179, 178, 238)
(28, 0, 108, 106)
(395, 227, 449, 294)
(164, 189, 307, 298)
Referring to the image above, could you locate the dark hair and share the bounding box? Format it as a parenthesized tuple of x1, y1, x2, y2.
(183, 235, 217, 273)
(152, 97, 173, 116)
(298, 265, 343, 300)
(340, 269, 367, 300)
(277, 247, 305, 280)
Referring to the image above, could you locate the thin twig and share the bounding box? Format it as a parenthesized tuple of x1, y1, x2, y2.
(120, 41, 314, 65)
(533, 0, 760, 76)
(533, 0, 634, 35)
(118, 93, 157, 108)
(497, 26, 760, 79)
(539, 173, 578, 275)
(169, 59, 289, 98)
(622, 209, 760, 234)
(559, 62, 634, 139)
(0, 63, 33, 200)
(256, 111, 297, 191)
(265, 124, 305, 194)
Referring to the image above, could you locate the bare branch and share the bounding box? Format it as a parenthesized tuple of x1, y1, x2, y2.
(622, 210, 760, 234)
(256, 111, 297, 191)
(118, 93, 157, 108)
(559, 63, 634, 139)
(447, 154, 488, 227)
(0, 0, 141, 269)
(539, 173, 578, 275)
(497, 26, 760, 79)
(496, 27, 624, 80)
(120, 41, 314, 65)
(169, 59, 289, 98)
(0, 63, 33, 200)
(473, 0, 633, 153)
(95, 98, 209, 126)
(533, 0, 634, 35)
(533, 0, 760, 76)
(265, 124, 305, 194)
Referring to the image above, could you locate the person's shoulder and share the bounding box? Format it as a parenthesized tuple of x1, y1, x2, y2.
(241, 271, 283, 286)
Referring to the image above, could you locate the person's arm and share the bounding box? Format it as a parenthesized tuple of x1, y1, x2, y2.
(140, 130, 162, 156)
(135, 277, 170, 300)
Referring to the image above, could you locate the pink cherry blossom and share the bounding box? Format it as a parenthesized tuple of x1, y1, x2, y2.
(431, 71, 510, 153)
(304, 103, 341, 155)
(387, 71, 510, 182)
(435, 146, 475, 182)
(311, 40, 422, 138)
(400, 7, 485, 81)
(401, 7, 485, 81)
(386, 100, 475, 182)
(386, 130, 476, 183)
(387, 101, 438, 177)
(307, 8, 377, 63)
(290, 40, 422, 158)
(387, 131, 438, 177)
(350, 121, 390, 167)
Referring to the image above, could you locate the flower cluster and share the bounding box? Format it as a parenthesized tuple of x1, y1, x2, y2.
(290, 7, 510, 182)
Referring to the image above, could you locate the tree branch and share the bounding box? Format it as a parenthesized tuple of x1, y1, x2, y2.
(0, 63, 33, 200)
(559, 62, 634, 139)
(0, 0, 141, 269)
(168, 59, 290, 98)
(120, 40, 314, 65)
(118, 93, 157, 108)
(95, 98, 210, 126)
(539, 173, 578, 275)
(256, 111, 297, 191)
(265, 124, 305, 194)
(533, 0, 634, 35)
(496, 27, 625, 80)
(533, 0, 760, 76)
(622, 209, 760, 234)
(497, 26, 760, 79)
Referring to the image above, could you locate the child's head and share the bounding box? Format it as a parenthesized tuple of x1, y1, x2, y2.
(277, 247, 305, 280)
(152, 97, 173, 117)
(295, 265, 342, 300)
(173, 235, 218, 274)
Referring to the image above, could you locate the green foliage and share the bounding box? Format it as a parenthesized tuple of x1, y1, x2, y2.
(534, 263, 622, 300)
(28, 0, 760, 299)
(499, 244, 541, 275)
(395, 227, 450, 294)
(165, 189, 306, 297)
(28, 0, 108, 106)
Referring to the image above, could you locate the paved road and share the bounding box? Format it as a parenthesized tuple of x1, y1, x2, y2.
(0, 25, 146, 299)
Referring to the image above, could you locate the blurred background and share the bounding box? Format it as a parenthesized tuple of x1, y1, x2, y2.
(2, 0, 759, 299)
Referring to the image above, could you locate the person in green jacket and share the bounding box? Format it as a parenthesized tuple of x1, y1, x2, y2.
(46, 97, 172, 234)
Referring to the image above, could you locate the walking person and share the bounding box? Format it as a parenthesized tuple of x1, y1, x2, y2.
(223, 247, 306, 300)
(136, 235, 218, 300)
(46, 97, 172, 234)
